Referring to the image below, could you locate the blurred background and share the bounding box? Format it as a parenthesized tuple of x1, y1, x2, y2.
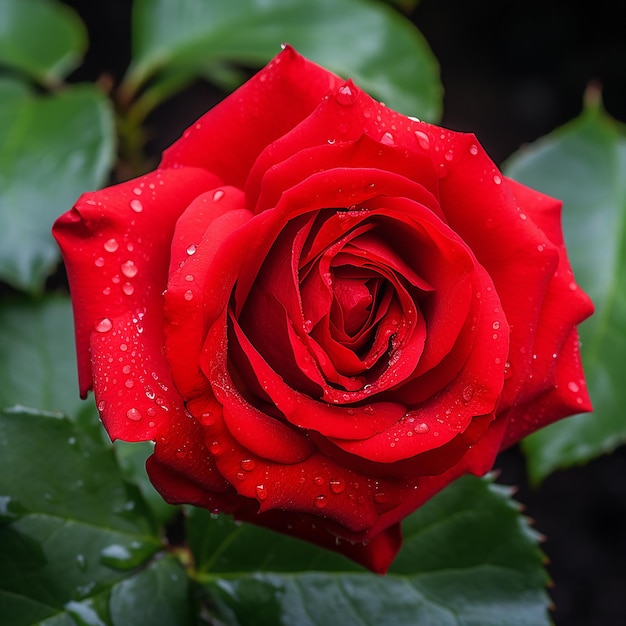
(58, 1, 626, 624)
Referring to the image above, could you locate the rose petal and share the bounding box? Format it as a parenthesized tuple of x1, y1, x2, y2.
(161, 46, 340, 187)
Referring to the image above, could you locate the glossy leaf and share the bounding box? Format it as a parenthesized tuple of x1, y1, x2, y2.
(504, 96, 626, 482)
(0, 79, 115, 293)
(0, 407, 164, 626)
(114, 440, 181, 526)
(0, 0, 86, 86)
(124, 0, 442, 121)
(0, 295, 94, 421)
(108, 555, 193, 626)
(193, 475, 550, 626)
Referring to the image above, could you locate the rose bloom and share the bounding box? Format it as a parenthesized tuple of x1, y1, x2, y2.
(53, 47, 593, 574)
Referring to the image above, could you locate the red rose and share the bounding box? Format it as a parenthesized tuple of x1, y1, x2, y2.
(53, 47, 593, 574)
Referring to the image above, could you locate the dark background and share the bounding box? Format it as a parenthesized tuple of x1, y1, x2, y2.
(62, 1, 626, 624)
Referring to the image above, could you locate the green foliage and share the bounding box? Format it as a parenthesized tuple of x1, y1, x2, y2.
(504, 94, 626, 482)
(194, 476, 550, 625)
(0, 81, 114, 292)
(124, 0, 442, 121)
(0, 0, 86, 86)
(0, 407, 165, 626)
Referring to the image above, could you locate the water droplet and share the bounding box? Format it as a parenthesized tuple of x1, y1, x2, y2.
(329, 479, 345, 494)
(373, 492, 387, 504)
(256, 484, 268, 501)
(130, 199, 143, 213)
(414, 422, 430, 434)
(212, 189, 224, 202)
(184, 289, 194, 301)
(493, 174, 502, 185)
(104, 238, 119, 252)
(75, 553, 87, 571)
(121, 260, 138, 278)
(125, 379, 134, 389)
(209, 441, 222, 455)
(414, 130, 430, 150)
(380, 132, 395, 146)
(122, 282, 134, 295)
(462, 385, 474, 403)
(132, 186, 142, 196)
(126, 407, 142, 421)
(97, 400, 106, 411)
(186, 244, 197, 255)
(444, 149, 454, 161)
(314, 495, 328, 509)
(314, 476, 325, 486)
(95, 318, 112, 333)
(492, 321, 500, 330)
(94, 257, 105, 267)
(567, 381, 580, 394)
(469, 144, 479, 155)
(335, 83, 355, 106)
(240, 458, 256, 471)
(99, 541, 154, 571)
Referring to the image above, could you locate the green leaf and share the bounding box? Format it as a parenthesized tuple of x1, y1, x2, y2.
(0, 407, 165, 626)
(113, 440, 181, 526)
(0, 295, 92, 419)
(0, 79, 115, 293)
(194, 475, 550, 626)
(108, 555, 194, 626)
(504, 94, 626, 482)
(124, 0, 442, 122)
(0, 0, 87, 86)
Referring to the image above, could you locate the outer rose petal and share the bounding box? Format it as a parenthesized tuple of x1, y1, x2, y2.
(161, 46, 340, 187)
(52, 168, 220, 440)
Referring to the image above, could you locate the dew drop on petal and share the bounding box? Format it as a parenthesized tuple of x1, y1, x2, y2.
(469, 144, 479, 155)
(568, 381, 580, 394)
(335, 83, 355, 106)
(104, 238, 119, 252)
(130, 199, 143, 213)
(212, 189, 224, 202)
(122, 282, 134, 295)
(186, 244, 197, 256)
(493, 174, 502, 185)
(256, 484, 268, 501)
(329, 479, 345, 494)
(183, 289, 194, 301)
(462, 385, 474, 403)
(240, 458, 256, 471)
(414, 130, 430, 150)
(380, 132, 395, 146)
(121, 261, 138, 278)
(414, 422, 430, 434)
(95, 318, 112, 333)
(95, 257, 105, 267)
(314, 495, 328, 509)
(209, 441, 222, 455)
(126, 407, 142, 421)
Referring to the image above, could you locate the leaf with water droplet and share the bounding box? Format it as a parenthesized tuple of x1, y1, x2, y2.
(190, 475, 550, 625)
(0, 407, 163, 625)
